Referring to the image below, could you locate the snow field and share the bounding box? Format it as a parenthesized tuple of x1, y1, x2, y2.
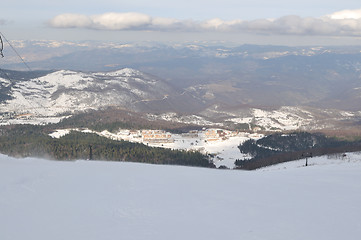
(1, 154, 361, 240)
(0, 68, 163, 122)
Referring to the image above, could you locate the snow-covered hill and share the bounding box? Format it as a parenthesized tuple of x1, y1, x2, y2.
(0, 68, 178, 115)
(1, 68, 361, 130)
(0, 68, 197, 125)
(1, 154, 360, 240)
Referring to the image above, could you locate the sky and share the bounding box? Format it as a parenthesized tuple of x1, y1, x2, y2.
(2, 0, 361, 45)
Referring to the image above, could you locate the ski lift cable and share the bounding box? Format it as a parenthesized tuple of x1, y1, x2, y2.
(0, 31, 44, 117)
(0, 33, 13, 82)
(0, 31, 32, 71)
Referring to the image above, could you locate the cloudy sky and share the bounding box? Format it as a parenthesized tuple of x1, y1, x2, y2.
(2, 0, 361, 45)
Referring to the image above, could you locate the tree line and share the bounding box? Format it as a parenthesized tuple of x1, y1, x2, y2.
(56, 107, 203, 134)
(0, 125, 214, 168)
(236, 131, 361, 170)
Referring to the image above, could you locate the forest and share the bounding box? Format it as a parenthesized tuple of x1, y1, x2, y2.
(54, 107, 206, 134)
(3, 120, 361, 170)
(236, 132, 361, 170)
(0, 125, 214, 168)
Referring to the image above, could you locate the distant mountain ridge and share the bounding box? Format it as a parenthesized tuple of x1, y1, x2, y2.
(3, 41, 361, 111)
(0, 68, 207, 118)
(0, 66, 361, 131)
(0, 59, 361, 131)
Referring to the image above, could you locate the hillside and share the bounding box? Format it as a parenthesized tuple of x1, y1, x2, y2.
(236, 132, 361, 169)
(0, 125, 213, 168)
(3, 42, 361, 111)
(0, 68, 207, 117)
(1, 68, 361, 132)
(1, 153, 360, 240)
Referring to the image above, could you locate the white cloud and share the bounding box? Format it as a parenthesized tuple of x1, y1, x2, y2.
(243, 16, 341, 36)
(92, 12, 151, 30)
(49, 9, 361, 36)
(49, 14, 92, 28)
(49, 13, 194, 31)
(151, 17, 181, 29)
(200, 18, 243, 31)
(327, 9, 361, 20)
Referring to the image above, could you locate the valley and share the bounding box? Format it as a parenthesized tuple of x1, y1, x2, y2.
(1, 67, 361, 132)
(49, 127, 264, 169)
(1, 43, 361, 169)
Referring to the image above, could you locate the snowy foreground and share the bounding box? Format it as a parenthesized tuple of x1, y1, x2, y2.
(1, 154, 361, 240)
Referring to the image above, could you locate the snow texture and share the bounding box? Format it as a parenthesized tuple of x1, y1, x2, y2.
(0, 68, 171, 124)
(1, 153, 361, 240)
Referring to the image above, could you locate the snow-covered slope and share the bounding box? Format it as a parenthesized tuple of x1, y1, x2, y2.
(1, 68, 361, 129)
(200, 104, 361, 131)
(1, 154, 360, 240)
(0, 68, 179, 118)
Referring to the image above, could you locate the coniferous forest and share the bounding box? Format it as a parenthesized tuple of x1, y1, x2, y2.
(2, 123, 361, 170)
(0, 125, 214, 168)
(236, 132, 361, 170)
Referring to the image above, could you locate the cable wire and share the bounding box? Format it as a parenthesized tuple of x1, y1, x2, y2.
(0, 31, 32, 71)
(0, 32, 43, 118)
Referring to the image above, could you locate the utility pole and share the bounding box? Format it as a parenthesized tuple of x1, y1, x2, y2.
(89, 145, 93, 160)
(302, 152, 313, 167)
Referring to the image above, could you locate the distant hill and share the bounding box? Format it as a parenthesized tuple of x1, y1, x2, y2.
(2, 42, 361, 130)
(1, 66, 361, 131)
(0, 68, 206, 118)
(2, 41, 361, 111)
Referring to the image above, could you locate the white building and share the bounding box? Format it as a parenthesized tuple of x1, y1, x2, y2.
(142, 130, 174, 143)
